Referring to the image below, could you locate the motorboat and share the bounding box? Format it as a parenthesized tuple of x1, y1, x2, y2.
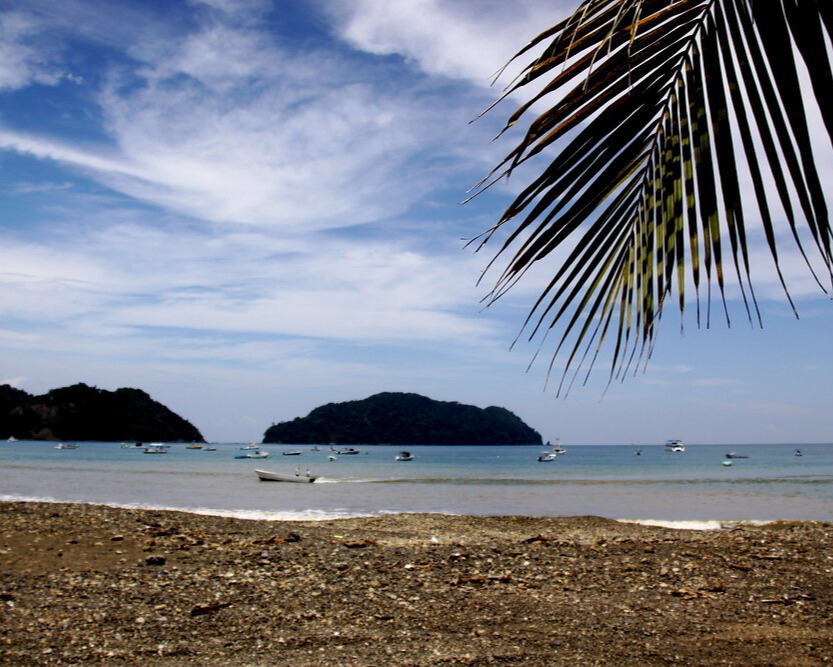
(143, 443, 169, 454)
(54, 443, 78, 449)
(538, 439, 563, 461)
(203, 446, 217, 451)
(255, 469, 316, 483)
(725, 452, 749, 459)
(664, 439, 685, 452)
(795, 449, 803, 457)
(235, 449, 270, 459)
(395, 451, 414, 461)
(240, 443, 260, 450)
(337, 448, 360, 455)
(186, 444, 203, 449)
(6, 436, 18, 442)
(282, 450, 302, 456)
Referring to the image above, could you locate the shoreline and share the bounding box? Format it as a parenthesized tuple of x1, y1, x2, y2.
(2, 500, 832, 665)
(0, 494, 789, 530)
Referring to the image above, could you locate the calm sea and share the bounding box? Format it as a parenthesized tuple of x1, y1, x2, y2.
(1, 441, 832, 526)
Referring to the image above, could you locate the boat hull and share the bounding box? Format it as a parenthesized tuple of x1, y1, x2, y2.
(255, 469, 316, 483)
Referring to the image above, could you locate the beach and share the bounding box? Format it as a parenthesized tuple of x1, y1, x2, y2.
(2, 501, 832, 665)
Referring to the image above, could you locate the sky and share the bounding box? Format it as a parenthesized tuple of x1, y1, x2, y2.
(0, 0, 831, 445)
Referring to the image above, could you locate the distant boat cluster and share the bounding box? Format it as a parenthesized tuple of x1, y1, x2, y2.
(537, 438, 567, 462)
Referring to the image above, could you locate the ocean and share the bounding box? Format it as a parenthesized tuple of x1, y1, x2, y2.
(2, 440, 832, 526)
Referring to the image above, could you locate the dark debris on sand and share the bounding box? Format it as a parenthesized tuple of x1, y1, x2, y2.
(1, 502, 832, 665)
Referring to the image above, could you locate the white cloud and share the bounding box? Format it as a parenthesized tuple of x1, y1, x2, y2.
(322, 0, 572, 87)
(0, 11, 63, 89)
(0, 219, 497, 348)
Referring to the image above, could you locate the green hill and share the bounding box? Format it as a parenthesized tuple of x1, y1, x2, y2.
(0, 383, 204, 443)
(263, 392, 542, 445)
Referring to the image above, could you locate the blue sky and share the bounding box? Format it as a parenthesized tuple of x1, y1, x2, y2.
(1, 0, 831, 445)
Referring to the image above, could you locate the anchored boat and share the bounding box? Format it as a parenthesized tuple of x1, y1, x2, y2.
(255, 469, 316, 483)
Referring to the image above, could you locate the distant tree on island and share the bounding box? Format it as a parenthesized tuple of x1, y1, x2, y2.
(0, 383, 204, 442)
(262, 392, 542, 445)
(473, 1, 833, 392)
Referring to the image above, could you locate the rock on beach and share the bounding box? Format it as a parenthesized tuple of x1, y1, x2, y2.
(1, 501, 832, 665)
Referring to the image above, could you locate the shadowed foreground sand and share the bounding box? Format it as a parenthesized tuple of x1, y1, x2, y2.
(1, 501, 832, 665)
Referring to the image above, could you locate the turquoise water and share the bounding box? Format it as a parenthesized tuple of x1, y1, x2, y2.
(1, 441, 831, 524)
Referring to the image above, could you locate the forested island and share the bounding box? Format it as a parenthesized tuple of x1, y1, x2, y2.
(0, 383, 204, 443)
(262, 392, 542, 445)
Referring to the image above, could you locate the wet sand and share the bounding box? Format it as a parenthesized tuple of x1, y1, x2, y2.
(1, 501, 832, 665)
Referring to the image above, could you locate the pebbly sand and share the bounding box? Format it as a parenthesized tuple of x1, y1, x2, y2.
(1, 501, 832, 665)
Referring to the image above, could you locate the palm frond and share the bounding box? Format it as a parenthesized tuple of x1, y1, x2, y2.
(474, 0, 833, 392)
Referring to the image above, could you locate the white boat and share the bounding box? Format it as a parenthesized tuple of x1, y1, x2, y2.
(538, 439, 564, 461)
(255, 469, 316, 483)
(664, 439, 685, 452)
(337, 448, 360, 455)
(395, 451, 414, 461)
(282, 450, 302, 456)
(54, 443, 78, 449)
(237, 449, 270, 459)
(240, 443, 260, 450)
(6, 436, 18, 442)
(143, 443, 169, 454)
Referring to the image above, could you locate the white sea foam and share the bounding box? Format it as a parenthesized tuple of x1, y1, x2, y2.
(620, 519, 776, 531)
(0, 495, 372, 521)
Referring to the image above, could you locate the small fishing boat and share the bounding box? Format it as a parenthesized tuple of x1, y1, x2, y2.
(255, 469, 316, 483)
(203, 446, 217, 451)
(143, 443, 169, 454)
(664, 439, 685, 452)
(722, 459, 733, 467)
(235, 449, 270, 459)
(337, 448, 360, 455)
(537, 439, 562, 461)
(282, 450, 302, 456)
(395, 451, 414, 461)
(54, 443, 78, 449)
(795, 449, 803, 457)
(186, 444, 203, 449)
(725, 452, 749, 459)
